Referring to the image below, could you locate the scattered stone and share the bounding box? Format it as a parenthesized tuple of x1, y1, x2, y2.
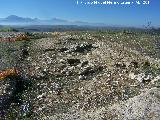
(65, 42, 95, 53)
(143, 73, 152, 82)
(79, 75, 87, 80)
(79, 66, 94, 76)
(37, 72, 46, 79)
(61, 67, 73, 76)
(92, 43, 99, 48)
(129, 72, 153, 83)
(1, 31, 160, 119)
(151, 75, 160, 84)
(129, 72, 136, 80)
(59, 59, 66, 64)
(43, 68, 47, 72)
(44, 48, 55, 52)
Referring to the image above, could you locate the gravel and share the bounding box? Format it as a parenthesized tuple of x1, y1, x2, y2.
(0, 31, 160, 119)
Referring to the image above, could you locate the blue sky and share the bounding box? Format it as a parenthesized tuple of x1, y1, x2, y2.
(0, 0, 160, 27)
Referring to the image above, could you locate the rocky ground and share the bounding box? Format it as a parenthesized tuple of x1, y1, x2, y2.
(0, 31, 160, 119)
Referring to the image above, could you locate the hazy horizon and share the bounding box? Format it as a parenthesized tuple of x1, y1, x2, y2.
(0, 0, 160, 27)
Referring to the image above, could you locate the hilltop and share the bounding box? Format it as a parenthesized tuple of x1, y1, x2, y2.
(0, 31, 160, 119)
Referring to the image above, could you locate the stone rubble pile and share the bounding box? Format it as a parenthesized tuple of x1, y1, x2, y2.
(0, 32, 160, 119)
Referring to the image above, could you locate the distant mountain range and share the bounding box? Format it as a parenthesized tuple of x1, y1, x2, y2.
(0, 15, 106, 26)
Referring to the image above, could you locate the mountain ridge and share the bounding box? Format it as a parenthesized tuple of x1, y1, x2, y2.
(0, 15, 106, 26)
